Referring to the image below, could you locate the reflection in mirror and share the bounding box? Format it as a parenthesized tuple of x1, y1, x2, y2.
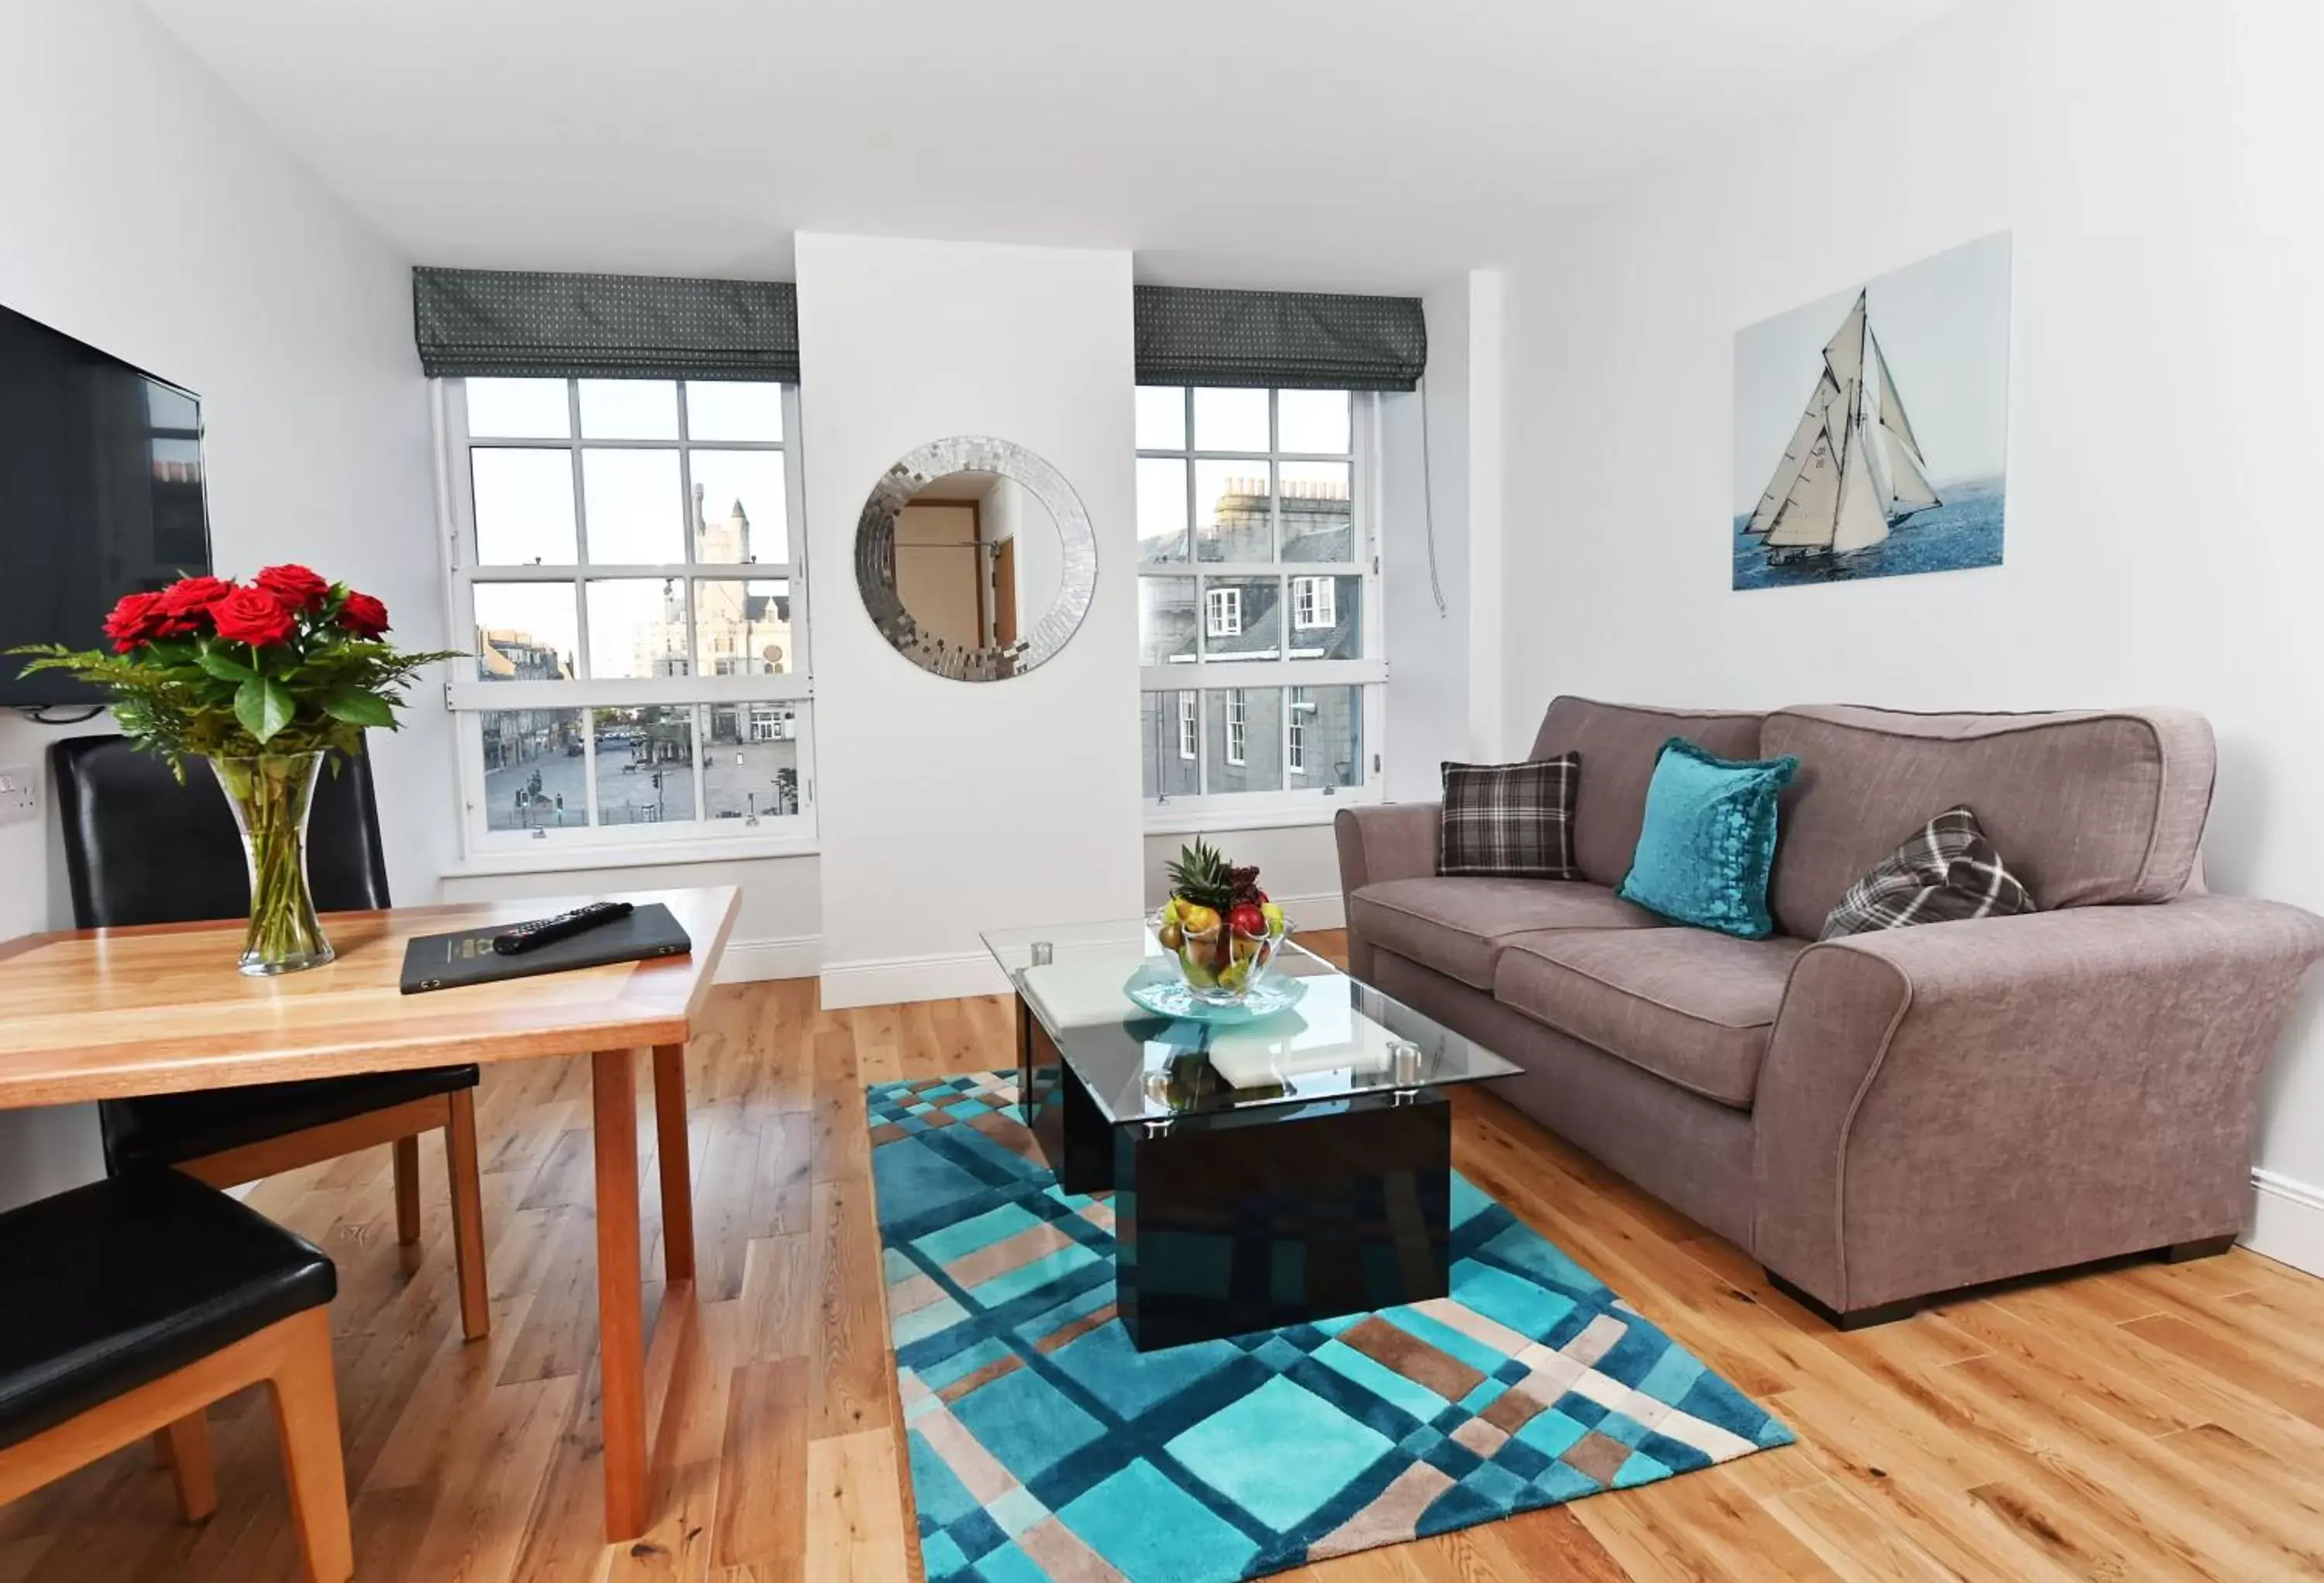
(891, 472, 1063, 657)
(856, 437, 1095, 682)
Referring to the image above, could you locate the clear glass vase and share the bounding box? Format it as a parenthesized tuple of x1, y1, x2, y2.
(210, 751, 335, 976)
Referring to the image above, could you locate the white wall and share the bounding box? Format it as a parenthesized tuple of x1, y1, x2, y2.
(0, 0, 452, 1204)
(1496, 0, 2324, 1269)
(797, 235, 1143, 1006)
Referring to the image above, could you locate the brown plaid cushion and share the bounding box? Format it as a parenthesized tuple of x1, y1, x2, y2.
(1439, 756, 1580, 879)
(1819, 806, 2038, 940)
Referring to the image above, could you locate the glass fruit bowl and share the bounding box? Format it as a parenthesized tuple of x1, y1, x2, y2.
(1150, 903, 1291, 1006)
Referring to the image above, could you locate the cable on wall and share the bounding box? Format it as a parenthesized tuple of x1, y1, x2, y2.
(1417, 376, 1449, 617)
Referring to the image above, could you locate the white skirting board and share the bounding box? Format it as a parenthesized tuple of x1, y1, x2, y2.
(713, 935, 822, 984)
(735, 893, 1347, 1006)
(820, 949, 1011, 1010)
(2247, 1167, 2324, 1278)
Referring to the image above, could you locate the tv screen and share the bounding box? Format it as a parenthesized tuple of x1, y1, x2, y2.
(0, 301, 212, 709)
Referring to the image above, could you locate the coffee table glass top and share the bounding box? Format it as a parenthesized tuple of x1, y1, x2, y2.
(981, 919, 1521, 1127)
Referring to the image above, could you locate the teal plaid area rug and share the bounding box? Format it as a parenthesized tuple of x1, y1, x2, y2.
(867, 1071, 1793, 1583)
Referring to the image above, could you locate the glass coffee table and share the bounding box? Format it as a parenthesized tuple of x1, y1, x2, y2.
(981, 920, 1521, 1350)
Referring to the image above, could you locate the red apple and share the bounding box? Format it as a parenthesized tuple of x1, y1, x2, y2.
(1229, 901, 1265, 938)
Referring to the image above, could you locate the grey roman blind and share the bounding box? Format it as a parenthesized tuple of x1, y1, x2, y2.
(412, 266, 799, 382)
(1134, 284, 1426, 391)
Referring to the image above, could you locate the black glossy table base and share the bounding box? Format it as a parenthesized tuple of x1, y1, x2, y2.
(1017, 996, 1452, 1351)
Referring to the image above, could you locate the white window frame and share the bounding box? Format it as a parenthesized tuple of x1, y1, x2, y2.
(1291, 574, 1338, 631)
(1226, 690, 1248, 766)
(1205, 586, 1243, 638)
(1289, 687, 1311, 774)
(431, 377, 817, 867)
(1177, 694, 1198, 761)
(1137, 386, 1387, 828)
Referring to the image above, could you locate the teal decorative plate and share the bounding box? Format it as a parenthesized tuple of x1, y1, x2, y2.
(1125, 973, 1307, 1025)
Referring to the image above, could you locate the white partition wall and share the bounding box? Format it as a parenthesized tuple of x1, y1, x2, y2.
(796, 235, 1143, 1007)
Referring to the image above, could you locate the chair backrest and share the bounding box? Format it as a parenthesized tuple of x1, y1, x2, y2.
(50, 736, 393, 929)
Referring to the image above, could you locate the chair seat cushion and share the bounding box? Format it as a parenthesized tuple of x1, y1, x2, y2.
(1349, 877, 1662, 989)
(1493, 929, 1809, 1107)
(0, 1170, 335, 1449)
(101, 1064, 481, 1171)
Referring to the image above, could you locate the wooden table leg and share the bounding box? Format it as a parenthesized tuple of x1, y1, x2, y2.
(591, 1047, 648, 1541)
(651, 1043, 696, 1285)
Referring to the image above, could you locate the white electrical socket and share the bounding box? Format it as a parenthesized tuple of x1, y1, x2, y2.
(0, 766, 39, 827)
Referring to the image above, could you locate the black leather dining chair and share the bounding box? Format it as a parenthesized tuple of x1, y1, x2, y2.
(49, 735, 490, 1343)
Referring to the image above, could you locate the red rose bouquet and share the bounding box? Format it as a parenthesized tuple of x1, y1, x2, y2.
(15, 566, 456, 767)
(13, 568, 459, 974)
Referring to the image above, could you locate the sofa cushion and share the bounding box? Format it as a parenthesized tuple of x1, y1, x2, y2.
(1493, 929, 1810, 1107)
(1616, 739, 1799, 939)
(1762, 706, 2216, 939)
(1348, 877, 1662, 990)
(1439, 756, 1580, 879)
(1528, 698, 1768, 888)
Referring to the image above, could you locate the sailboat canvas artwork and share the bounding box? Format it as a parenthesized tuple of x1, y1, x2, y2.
(1734, 232, 2009, 589)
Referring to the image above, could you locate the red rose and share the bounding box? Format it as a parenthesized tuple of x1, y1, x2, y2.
(253, 564, 332, 613)
(337, 591, 391, 639)
(103, 591, 170, 651)
(153, 575, 237, 635)
(209, 585, 299, 647)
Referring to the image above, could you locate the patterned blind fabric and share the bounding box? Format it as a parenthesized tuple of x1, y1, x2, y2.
(412, 266, 799, 381)
(1134, 284, 1427, 391)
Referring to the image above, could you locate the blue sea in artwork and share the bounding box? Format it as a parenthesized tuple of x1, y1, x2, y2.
(1732, 476, 2004, 590)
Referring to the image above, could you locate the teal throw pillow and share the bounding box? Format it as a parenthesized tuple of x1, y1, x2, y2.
(1618, 737, 1800, 939)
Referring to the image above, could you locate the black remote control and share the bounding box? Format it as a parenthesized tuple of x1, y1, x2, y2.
(491, 901, 634, 956)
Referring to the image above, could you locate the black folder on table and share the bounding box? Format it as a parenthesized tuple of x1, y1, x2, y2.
(399, 902, 693, 994)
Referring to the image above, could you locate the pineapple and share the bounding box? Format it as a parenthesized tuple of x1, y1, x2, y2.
(1165, 837, 1237, 915)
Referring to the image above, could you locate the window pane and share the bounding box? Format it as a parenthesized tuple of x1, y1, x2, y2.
(578, 379, 679, 440)
(582, 449, 686, 562)
(1278, 460, 1353, 562)
(1195, 461, 1271, 561)
(585, 578, 688, 679)
(1205, 688, 1282, 792)
(1277, 390, 1351, 455)
(1289, 685, 1363, 788)
(472, 582, 577, 682)
(685, 381, 782, 442)
(1138, 577, 1197, 666)
(471, 448, 577, 565)
(1141, 692, 1200, 798)
(466, 379, 569, 439)
(693, 579, 793, 675)
(1193, 387, 1269, 452)
(1286, 573, 1360, 659)
(480, 709, 583, 830)
(593, 706, 696, 825)
(1136, 456, 1189, 562)
(689, 450, 789, 563)
(706, 703, 803, 819)
(1134, 386, 1186, 451)
(1202, 575, 1278, 661)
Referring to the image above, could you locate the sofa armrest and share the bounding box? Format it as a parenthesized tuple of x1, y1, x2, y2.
(1334, 804, 1441, 984)
(1753, 896, 2324, 1313)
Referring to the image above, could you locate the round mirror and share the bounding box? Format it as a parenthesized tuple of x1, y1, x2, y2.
(855, 437, 1095, 681)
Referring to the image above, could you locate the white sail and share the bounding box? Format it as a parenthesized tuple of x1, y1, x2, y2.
(1746, 377, 1838, 536)
(1880, 425, 1939, 508)
(1866, 331, 1940, 509)
(1762, 421, 1844, 547)
(1831, 410, 1890, 553)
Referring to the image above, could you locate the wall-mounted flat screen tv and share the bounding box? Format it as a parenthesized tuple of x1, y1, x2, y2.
(0, 301, 212, 708)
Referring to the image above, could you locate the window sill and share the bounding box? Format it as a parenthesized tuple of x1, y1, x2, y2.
(443, 833, 819, 880)
(1143, 801, 1365, 837)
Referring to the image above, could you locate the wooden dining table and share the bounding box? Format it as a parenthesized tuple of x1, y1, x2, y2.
(0, 884, 741, 1545)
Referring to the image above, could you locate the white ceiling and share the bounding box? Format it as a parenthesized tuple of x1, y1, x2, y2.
(140, 0, 1954, 293)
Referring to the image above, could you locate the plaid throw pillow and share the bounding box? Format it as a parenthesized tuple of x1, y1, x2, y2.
(1819, 806, 2038, 940)
(1439, 756, 1580, 879)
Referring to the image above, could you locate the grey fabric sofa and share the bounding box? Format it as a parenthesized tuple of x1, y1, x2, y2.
(1335, 697, 2324, 1327)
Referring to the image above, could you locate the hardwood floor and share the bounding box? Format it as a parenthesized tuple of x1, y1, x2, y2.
(7, 930, 2322, 1581)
